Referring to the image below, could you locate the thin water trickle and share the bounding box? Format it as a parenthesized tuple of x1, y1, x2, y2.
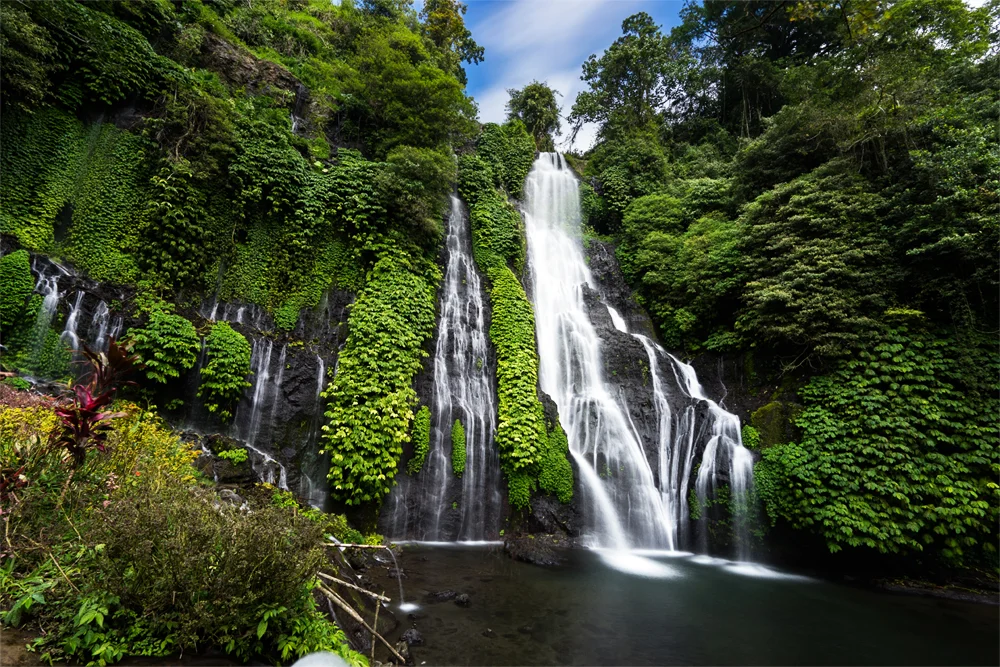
(60, 291, 86, 353)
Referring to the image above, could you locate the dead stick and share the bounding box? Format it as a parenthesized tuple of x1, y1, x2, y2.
(371, 592, 380, 665)
(49, 552, 80, 593)
(317, 572, 391, 602)
(317, 583, 405, 664)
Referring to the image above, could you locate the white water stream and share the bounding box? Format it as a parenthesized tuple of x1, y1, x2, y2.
(523, 153, 755, 556)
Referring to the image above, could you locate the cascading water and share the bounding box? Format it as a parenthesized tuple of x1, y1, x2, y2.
(524, 153, 670, 550)
(29, 270, 62, 365)
(60, 292, 86, 352)
(384, 196, 502, 541)
(523, 153, 755, 558)
(668, 353, 756, 560)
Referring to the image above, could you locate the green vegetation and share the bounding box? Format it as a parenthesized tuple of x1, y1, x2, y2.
(321, 257, 437, 506)
(217, 447, 249, 465)
(458, 122, 573, 509)
(0, 370, 363, 666)
(0, 0, 477, 325)
(198, 322, 252, 422)
(128, 309, 200, 385)
(407, 405, 432, 476)
(755, 315, 997, 564)
(0, 250, 33, 332)
(506, 81, 561, 151)
(572, 1, 998, 568)
(451, 418, 466, 477)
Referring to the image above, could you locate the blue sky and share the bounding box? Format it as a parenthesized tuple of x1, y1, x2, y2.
(460, 0, 686, 150)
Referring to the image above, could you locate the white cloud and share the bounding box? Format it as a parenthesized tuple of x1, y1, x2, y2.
(469, 0, 646, 151)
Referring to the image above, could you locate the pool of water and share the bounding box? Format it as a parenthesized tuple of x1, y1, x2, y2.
(375, 544, 998, 666)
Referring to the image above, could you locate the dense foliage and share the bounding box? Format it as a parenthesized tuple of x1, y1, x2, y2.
(198, 322, 252, 421)
(571, 0, 999, 568)
(320, 257, 437, 506)
(0, 250, 33, 332)
(0, 0, 476, 325)
(506, 81, 561, 151)
(755, 314, 998, 564)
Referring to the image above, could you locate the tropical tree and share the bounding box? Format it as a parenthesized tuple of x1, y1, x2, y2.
(506, 81, 561, 151)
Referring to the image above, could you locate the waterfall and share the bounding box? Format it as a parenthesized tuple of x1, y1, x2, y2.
(384, 196, 502, 541)
(60, 291, 85, 352)
(523, 153, 755, 556)
(29, 269, 62, 365)
(667, 353, 756, 560)
(524, 153, 669, 550)
(90, 301, 111, 351)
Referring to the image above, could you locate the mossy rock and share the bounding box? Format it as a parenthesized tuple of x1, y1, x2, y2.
(750, 401, 801, 449)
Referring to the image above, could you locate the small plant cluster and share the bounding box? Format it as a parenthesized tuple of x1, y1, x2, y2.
(406, 405, 431, 476)
(128, 301, 199, 386)
(197, 322, 251, 421)
(450, 418, 466, 477)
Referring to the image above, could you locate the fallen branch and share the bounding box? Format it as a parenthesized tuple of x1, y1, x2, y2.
(317, 583, 406, 665)
(323, 542, 390, 550)
(317, 571, 391, 602)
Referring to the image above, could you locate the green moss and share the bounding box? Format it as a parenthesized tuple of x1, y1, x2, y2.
(407, 405, 431, 475)
(451, 418, 466, 477)
(750, 401, 789, 449)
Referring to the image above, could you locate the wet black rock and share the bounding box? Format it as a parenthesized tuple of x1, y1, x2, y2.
(482, 628, 496, 639)
(401, 628, 424, 646)
(387, 568, 406, 579)
(454, 593, 471, 607)
(504, 535, 564, 566)
(426, 590, 458, 603)
(215, 489, 244, 506)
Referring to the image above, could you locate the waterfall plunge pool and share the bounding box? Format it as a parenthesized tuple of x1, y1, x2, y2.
(374, 544, 998, 666)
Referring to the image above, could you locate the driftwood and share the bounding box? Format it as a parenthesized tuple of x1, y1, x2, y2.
(317, 582, 406, 664)
(317, 571, 391, 602)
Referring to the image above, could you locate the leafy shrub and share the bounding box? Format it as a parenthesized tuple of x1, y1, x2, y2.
(128, 309, 200, 384)
(451, 418, 465, 477)
(538, 421, 573, 503)
(198, 322, 251, 421)
(406, 405, 431, 475)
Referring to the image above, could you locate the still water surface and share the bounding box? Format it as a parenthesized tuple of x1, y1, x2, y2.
(382, 544, 998, 666)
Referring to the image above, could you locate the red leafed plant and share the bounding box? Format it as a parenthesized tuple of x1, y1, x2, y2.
(51, 337, 142, 467)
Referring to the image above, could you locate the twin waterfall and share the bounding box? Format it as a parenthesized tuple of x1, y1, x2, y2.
(388, 153, 754, 556)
